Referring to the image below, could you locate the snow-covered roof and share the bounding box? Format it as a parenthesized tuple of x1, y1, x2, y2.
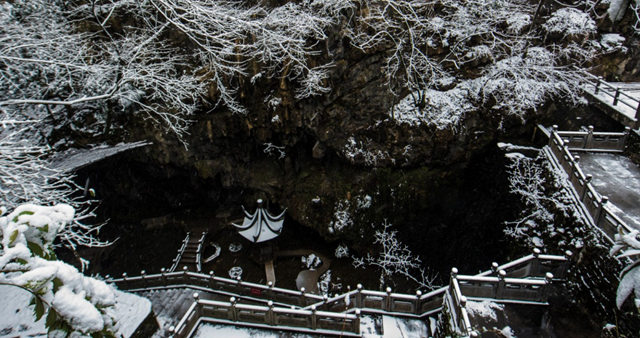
(232, 199, 285, 243)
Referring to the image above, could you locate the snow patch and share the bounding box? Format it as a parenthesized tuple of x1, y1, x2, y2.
(465, 300, 504, 321)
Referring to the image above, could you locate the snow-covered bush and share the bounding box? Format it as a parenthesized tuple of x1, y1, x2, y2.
(544, 8, 596, 37)
(328, 199, 353, 233)
(610, 229, 640, 310)
(0, 204, 117, 335)
(342, 137, 391, 167)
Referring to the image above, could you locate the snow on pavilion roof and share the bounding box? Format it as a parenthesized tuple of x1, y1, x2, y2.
(232, 199, 285, 243)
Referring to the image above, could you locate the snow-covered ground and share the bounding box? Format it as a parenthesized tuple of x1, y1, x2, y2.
(0, 285, 151, 337)
(579, 153, 640, 229)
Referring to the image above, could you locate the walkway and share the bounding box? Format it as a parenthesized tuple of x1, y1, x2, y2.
(579, 153, 640, 230)
(583, 76, 640, 130)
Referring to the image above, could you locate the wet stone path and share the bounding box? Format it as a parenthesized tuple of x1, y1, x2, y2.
(579, 153, 640, 230)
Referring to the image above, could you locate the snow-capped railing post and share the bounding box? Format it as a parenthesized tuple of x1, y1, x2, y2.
(594, 77, 601, 94)
(490, 262, 499, 275)
(384, 287, 392, 311)
(192, 292, 200, 318)
(267, 281, 274, 299)
(230, 297, 238, 322)
(354, 309, 362, 333)
(531, 248, 541, 275)
(548, 125, 558, 146)
(356, 283, 363, 308)
(559, 251, 573, 279)
(622, 127, 631, 149)
(495, 270, 506, 299)
(596, 196, 609, 225)
(310, 305, 318, 329)
(161, 268, 167, 285)
(582, 175, 593, 200)
(586, 125, 595, 149)
(613, 87, 621, 106)
(208, 271, 215, 288)
(140, 270, 146, 288)
(267, 300, 275, 325)
(414, 290, 422, 314)
(122, 272, 127, 283)
(541, 273, 554, 301)
(299, 287, 306, 307)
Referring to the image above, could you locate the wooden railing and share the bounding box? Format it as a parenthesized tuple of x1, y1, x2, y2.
(584, 74, 640, 122)
(546, 126, 635, 242)
(556, 126, 630, 153)
(169, 295, 361, 338)
(169, 233, 190, 272)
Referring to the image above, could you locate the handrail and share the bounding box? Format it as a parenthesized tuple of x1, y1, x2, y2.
(545, 126, 636, 243)
(170, 295, 361, 338)
(445, 267, 555, 336)
(169, 233, 191, 272)
(554, 125, 629, 152)
(583, 74, 640, 121)
(195, 232, 206, 272)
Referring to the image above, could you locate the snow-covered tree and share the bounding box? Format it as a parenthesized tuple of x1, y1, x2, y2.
(0, 203, 117, 335)
(353, 221, 436, 290)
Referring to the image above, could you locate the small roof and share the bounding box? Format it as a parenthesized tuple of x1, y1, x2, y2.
(232, 199, 285, 243)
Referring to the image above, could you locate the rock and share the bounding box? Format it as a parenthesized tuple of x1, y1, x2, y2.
(312, 141, 326, 159)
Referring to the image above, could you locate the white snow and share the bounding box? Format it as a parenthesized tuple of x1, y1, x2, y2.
(390, 86, 472, 130)
(465, 300, 504, 321)
(228, 266, 243, 279)
(544, 8, 596, 36)
(500, 326, 516, 337)
(193, 323, 313, 337)
(0, 285, 151, 337)
(600, 34, 627, 53)
(328, 199, 353, 233)
(334, 244, 349, 258)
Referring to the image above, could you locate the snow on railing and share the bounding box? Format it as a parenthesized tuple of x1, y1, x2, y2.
(111, 250, 569, 336)
(169, 233, 190, 273)
(169, 293, 361, 338)
(195, 232, 206, 273)
(445, 267, 555, 337)
(555, 125, 630, 153)
(545, 126, 635, 242)
(583, 73, 640, 126)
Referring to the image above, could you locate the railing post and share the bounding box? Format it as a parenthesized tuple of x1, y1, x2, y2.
(613, 88, 620, 105)
(459, 295, 468, 334)
(385, 287, 392, 312)
(635, 101, 640, 121)
(230, 297, 238, 322)
(560, 250, 573, 279)
(356, 283, 363, 308)
(310, 305, 317, 330)
(141, 270, 146, 288)
(161, 268, 167, 285)
(622, 127, 631, 150)
(495, 270, 506, 299)
(586, 125, 594, 149)
(299, 287, 306, 307)
(596, 196, 609, 225)
(183, 266, 188, 279)
(208, 271, 215, 288)
(491, 262, 499, 275)
(267, 300, 275, 326)
(354, 308, 362, 333)
(168, 326, 176, 338)
(541, 273, 554, 301)
(548, 125, 558, 147)
(581, 175, 592, 201)
(414, 290, 422, 314)
(267, 281, 274, 300)
(122, 272, 127, 286)
(531, 248, 541, 275)
(594, 78, 601, 94)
